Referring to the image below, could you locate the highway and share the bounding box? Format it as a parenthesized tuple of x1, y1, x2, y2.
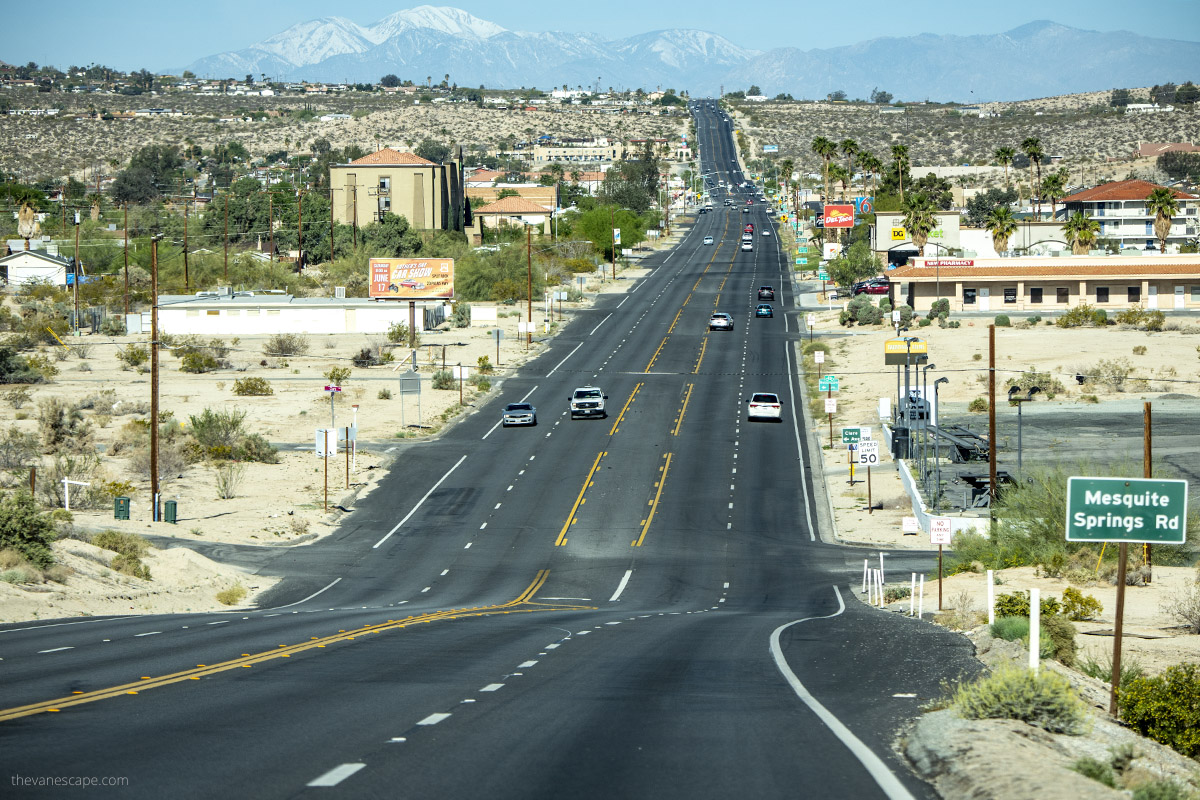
(0, 101, 980, 799)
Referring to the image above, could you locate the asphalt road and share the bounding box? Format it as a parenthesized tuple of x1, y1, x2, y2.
(0, 101, 980, 799)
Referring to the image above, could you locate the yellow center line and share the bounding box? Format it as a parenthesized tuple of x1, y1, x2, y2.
(643, 336, 669, 372)
(607, 382, 642, 435)
(672, 383, 694, 436)
(633, 453, 673, 547)
(681, 293, 691, 307)
(693, 336, 707, 374)
(0, 570, 590, 723)
(555, 451, 606, 546)
(667, 307, 684, 334)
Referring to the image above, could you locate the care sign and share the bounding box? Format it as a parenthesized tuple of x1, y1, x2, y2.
(1065, 477, 1189, 544)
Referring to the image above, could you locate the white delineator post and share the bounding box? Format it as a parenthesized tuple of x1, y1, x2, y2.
(876, 570, 885, 608)
(910, 573, 917, 617)
(987, 570, 995, 625)
(878, 552, 885, 586)
(1029, 588, 1041, 674)
(862, 559, 869, 594)
(918, 575, 925, 619)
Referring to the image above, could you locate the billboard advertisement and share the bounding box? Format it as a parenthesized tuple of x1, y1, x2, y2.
(369, 258, 455, 300)
(822, 204, 855, 228)
(762, 145, 779, 153)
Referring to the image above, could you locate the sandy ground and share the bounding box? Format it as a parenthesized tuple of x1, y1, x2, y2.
(0, 250, 666, 622)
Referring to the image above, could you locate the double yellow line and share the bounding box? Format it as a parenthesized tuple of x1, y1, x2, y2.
(633, 453, 673, 547)
(555, 452, 605, 546)
(0, 571, 578, 723)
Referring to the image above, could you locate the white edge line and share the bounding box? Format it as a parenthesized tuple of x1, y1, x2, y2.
(608, 569, 633, 602)
(769, 587, 916, 800)
(0, 616, 127, 635)
(373, 455, 468, 548)
(307, 763, 366, 787)
(264, 578, 342, 611)
(547, 341, 583, 376)
(786, 346, 816, 542)
(590, 314, 613, 335)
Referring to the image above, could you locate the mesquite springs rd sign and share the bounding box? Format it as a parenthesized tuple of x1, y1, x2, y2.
(1065, 477, 1188, 544)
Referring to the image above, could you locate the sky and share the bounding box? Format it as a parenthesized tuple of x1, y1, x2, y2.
(7, 0, 1200, 73)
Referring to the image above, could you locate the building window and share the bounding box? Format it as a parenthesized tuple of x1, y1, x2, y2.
(186, 309, 199, 317)
(1192, 286, 1200, 302)
(1128, 286, 1141, 303)
(1096, 287, 1109, 303)
(1030, 288, 1043, 304)
(1056, 288, 1069, 304)
(378, 177, 390, 194)
(963, 288, 976, 305)
(1003, 288, 1017, 304)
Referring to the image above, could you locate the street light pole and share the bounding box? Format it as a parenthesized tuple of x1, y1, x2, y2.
(934, 377, 948, 508)
(72, 211, 80, 335)
(922, 363, 937, 492)
(1008, 386, 1041, 474)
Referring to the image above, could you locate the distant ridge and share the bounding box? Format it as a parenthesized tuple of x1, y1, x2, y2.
(182, 8, 1200, 102)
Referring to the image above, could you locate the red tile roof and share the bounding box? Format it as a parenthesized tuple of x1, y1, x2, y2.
(349, 148, 436, 166)
(473, 196, 553, 214)
(1061, 179, 1195, 203)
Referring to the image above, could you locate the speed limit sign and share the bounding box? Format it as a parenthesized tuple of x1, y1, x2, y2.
(858, 440, 880, 465)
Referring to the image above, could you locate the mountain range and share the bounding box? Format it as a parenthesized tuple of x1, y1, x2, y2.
(182, 5, 1200, 102)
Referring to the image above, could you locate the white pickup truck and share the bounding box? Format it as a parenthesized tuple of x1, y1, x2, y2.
(569, 387, 608, 419)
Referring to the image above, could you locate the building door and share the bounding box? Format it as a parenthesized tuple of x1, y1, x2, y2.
(978, 287, 990, 312)
(1176, 286, 1185, 310)
(1148, 285, 1158, 309)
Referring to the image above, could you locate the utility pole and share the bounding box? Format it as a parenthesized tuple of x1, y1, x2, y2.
(223, 192, 229, 281)
(269, 192, 275, 261)
(526, 225, 533, 347)
(298, 191, 304, 271)
(183, 197, 190, 292)
(73, 211, 81, 335)
(327, 189, 333, 262)
(123, 203, 129, 316)
(610, 206, 616, 280)
(352, 184, 358, 250)
(988, 324, 998, 503)
(150, 234, 162, 522)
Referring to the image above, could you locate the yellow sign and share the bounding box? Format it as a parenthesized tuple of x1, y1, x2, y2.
(884, 338, 928, 355)
(891, 227, 907, 241)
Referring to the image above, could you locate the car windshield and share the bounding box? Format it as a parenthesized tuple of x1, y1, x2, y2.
(506, 404, 532, 412)
(751, 394, 779, 403)
(576, 390, 601, 398)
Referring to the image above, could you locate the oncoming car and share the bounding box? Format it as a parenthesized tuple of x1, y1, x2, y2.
(501, 402, 537, 427)
(747, 392, 782, 421)
(709, 312, 734, 331)
(703, 236, 714, 245)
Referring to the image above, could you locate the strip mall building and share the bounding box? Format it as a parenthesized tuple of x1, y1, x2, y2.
(888, 255, 1200, 313)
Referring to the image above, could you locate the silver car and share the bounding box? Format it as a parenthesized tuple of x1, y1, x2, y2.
(703, 236, 714, 245)
(501, 402, 537, 427)
(709, 313, 733, 331)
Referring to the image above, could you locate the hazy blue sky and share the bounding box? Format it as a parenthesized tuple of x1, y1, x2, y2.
(7, 0, 1200, 72)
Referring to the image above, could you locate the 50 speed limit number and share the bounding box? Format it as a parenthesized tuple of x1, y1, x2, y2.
(857, 440, 880, 465)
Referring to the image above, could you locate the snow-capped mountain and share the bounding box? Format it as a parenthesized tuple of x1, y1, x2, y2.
(181, 8, 1200, 101)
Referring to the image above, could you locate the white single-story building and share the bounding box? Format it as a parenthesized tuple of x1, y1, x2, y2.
(1, 249, 71, 288)
(157, 292, 450, 336)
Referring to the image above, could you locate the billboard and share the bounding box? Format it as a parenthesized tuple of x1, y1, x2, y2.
(762, 145, 779, 153)
(369, 258, 455, 300)
(822, 204, 855, 228)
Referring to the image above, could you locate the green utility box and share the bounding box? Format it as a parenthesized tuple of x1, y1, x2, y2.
(115, 496, 130, 520)
(163, 500, 177, 524)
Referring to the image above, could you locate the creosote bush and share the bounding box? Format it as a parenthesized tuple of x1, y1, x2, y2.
(263, 333, 309, 357)
(1062, 586, 1103, 621)
(1119, 663, 1200, 758)
(216, 584, 247, 605)
(432, 370, 456, 390)
(232, 377, 273, 396)
(952, 662, 1088, 734)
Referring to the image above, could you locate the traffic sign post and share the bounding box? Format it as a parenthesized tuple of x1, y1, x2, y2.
(930, 517, 953, 610)
(1065, 477, 1187, 544)
(858, 440, 880, 513)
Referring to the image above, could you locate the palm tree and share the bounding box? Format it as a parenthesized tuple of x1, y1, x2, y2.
(901, 192, 938, 254)
(1146, 187, 1180, 253)
(839, 138, 858, 196)
(854, 150, 873, 201)
(994, 146, 1016, 190)
(985, 205, 1019, 254)
(811, 136, 837, 203)
(1062, 211, 1100, 254)
(859, 152, 883, 200)
(1041, 169, 1069, 220)
(1021, 137, 1044, 219)
(779, 158, 795, 211)
(828, 164, 850, 202)
(891, 144, 910, 199)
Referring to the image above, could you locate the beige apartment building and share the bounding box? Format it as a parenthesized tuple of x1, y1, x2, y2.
(532, 139, 624, 164)
(328, 148, 468, 233)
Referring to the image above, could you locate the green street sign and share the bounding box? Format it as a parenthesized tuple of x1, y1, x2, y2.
(841, 427, 861, 444)
(818, 375, 839, 392)
(817, 271, 829, 280)
(795, 258, 803, 265)
(1065, 477, 1189, 544)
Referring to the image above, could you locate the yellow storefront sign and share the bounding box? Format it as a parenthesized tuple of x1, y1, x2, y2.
(884, 337, 929, 365)
(891, 227, 907, 240)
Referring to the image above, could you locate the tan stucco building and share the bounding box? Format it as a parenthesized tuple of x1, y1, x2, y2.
(329, 148, 468, 233)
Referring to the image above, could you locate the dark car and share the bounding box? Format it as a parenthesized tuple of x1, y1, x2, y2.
(758, 286, 775, 300)
(755, 304, 773, 317)
(853, 282, 890, 296)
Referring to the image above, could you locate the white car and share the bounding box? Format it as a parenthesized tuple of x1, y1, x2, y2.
(747, 392, 782, 422)
(761, 229, 771, 236)
(741, 242, 753, 251)
(703, 236, 714, 245)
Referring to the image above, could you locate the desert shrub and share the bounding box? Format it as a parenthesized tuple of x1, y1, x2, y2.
(1080, 653, 1145, 689)
(116, 343, 149, 369)
(216, 584, 247, 605)
(181, 351, 219, 373)
(110, 553, 151, 580)
(990, 615, 1031, 642)
(99, 314, 126, 336)
(1071, 757, 1115, 788)
(1119, 663, 1200, 758)
(386, 321, 420, 345)
(994, 314, 1011, 327)
(892, 302, 914, 328)
(883, 585, 912, 603)
(1004, 368, 1066, 399)
(432, 370, 456, 390)
(37, 397, 91, 452)
(232, 377, 273, 396)
(917, 317, 932, 327)
(91, 530, 151, 559)
(1042, 614, 1078, 666)
(263, 332, 309, 357)
(926, 298, 950, 320)
(1161, 580, 1200, 634)
(1132, 345, 1148, 356)
(0, 347, 44, 384)
(952, 662, 1088, 734)
(214, 462, 246, 499)
(1062, 586, 1103, 621)
(351, 348, 379, 367)
(5, 386, 32, 408)
(840, 294, 883, 326)
(452, 302, 471, 328)
(324, 366, 351, 385)
(967, 397, 988, 413)
(1131, 781, 1193, 800)
(1091, 357, 1135, 391)
(476, 355, 495, 374)
(188, 407, 247, 453)
(1093, 308, 1108, 326)
(0, 492, 57, 568)
(470, 376, 491, 392)
(993, 590, 1062, 619)
(39, 452, 106, 509)
(378, 388, 392, 399)
(1058, 302, 1101, 328)
(802, 341, 830, 355)
(23, 352, 59, 380)
(129, 441, 189, 481)
(0, 425, 39, 468)
(232, 433, 278, 464)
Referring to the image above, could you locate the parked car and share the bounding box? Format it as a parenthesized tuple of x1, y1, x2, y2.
(501, 402, 537, 427)
(709, 312, 734, 331)
(758, 286, 775, 300)
(703, 236, 714, 245)
(853, 282, 890, 296)
(747, 392, 782, 421)
(755, 304, 773, 318)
